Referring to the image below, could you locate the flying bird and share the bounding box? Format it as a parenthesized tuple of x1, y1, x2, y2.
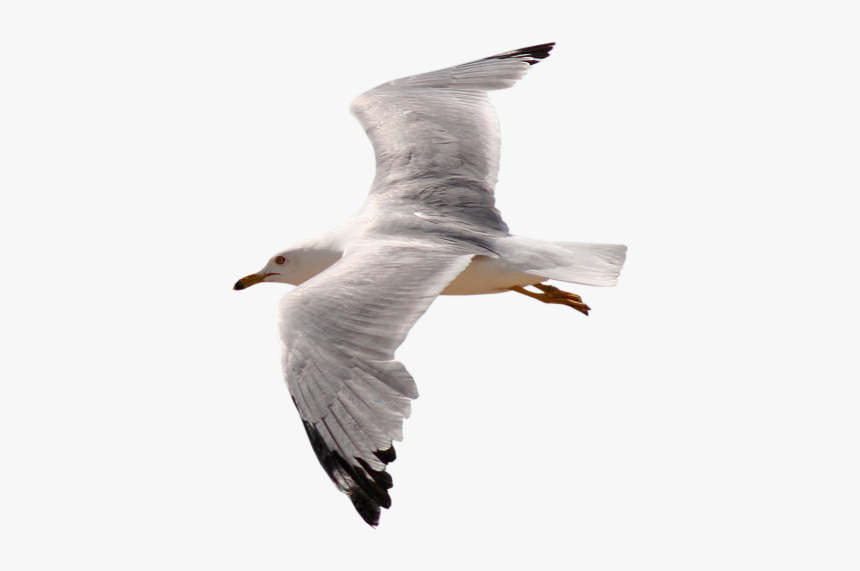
(234, 43, 626, 526)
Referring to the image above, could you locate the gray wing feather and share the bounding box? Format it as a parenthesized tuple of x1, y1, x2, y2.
(350, 43, 555, 234)
(278, 241, 474, 526)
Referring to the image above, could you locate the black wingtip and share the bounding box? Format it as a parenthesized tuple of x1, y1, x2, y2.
(293, 397, 397, 527)
(350, 490, 383, 527)
(348, 458, 393, 527)
(373, 445, 397, 464)
(495, 42, 555, 65)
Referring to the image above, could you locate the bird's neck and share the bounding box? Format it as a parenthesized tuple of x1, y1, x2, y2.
(285, 227, 347, 286)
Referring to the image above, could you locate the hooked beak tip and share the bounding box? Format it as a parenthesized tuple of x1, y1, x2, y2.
(233, 273, 266, 291)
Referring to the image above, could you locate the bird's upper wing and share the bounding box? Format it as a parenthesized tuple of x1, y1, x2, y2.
(278, 240, 475, 526)
(349, 43, 554, 234)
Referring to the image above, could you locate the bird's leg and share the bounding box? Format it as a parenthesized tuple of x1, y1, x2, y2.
(533, 284, 584, 302)
(509, 284, 591, 316)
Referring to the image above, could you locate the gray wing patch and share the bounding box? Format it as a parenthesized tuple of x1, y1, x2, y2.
(349, 44, 555, 236)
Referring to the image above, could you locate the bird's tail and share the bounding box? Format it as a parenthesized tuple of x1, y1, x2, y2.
(503, 237, 628, 287)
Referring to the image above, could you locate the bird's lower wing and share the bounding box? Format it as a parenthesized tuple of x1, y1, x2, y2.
(278, 240, 475, 526)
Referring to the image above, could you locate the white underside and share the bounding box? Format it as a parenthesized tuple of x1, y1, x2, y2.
(441, 255, 543, 295)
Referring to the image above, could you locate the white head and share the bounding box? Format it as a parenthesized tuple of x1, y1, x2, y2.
(233, 243, 342, 290)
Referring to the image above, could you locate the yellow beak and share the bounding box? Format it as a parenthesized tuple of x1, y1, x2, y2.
(233, 273, 267, 290)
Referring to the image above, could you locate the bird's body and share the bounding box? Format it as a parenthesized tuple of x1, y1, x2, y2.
(235, 43, 626, 526)
(271, 220, 624, 295)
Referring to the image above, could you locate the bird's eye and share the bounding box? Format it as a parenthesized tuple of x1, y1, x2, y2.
(275, 256, 286, 265)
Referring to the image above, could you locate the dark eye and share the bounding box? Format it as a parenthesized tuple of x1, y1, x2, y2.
(275, 256, 286, 265)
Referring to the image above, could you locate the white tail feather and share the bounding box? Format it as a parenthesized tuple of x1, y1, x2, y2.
(539, 242, 627, 286)
(503, 237, 627, 287)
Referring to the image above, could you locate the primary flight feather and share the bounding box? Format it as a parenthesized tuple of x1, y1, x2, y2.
(234, 42, 626, 526)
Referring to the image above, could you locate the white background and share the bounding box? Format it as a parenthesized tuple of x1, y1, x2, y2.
(2, 1, 858, 569)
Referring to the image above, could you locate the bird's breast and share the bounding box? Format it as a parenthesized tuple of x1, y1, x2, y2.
(441, 255, 542, 296)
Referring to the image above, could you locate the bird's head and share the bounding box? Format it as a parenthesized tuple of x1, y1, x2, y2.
(233, 241, 343, 291)
(233, 250, 296, 290)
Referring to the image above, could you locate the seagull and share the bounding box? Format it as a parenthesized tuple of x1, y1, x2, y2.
(234, 42, 626, 526)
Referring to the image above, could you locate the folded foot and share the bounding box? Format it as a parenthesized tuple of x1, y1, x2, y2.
(509, 284, 591, 316)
